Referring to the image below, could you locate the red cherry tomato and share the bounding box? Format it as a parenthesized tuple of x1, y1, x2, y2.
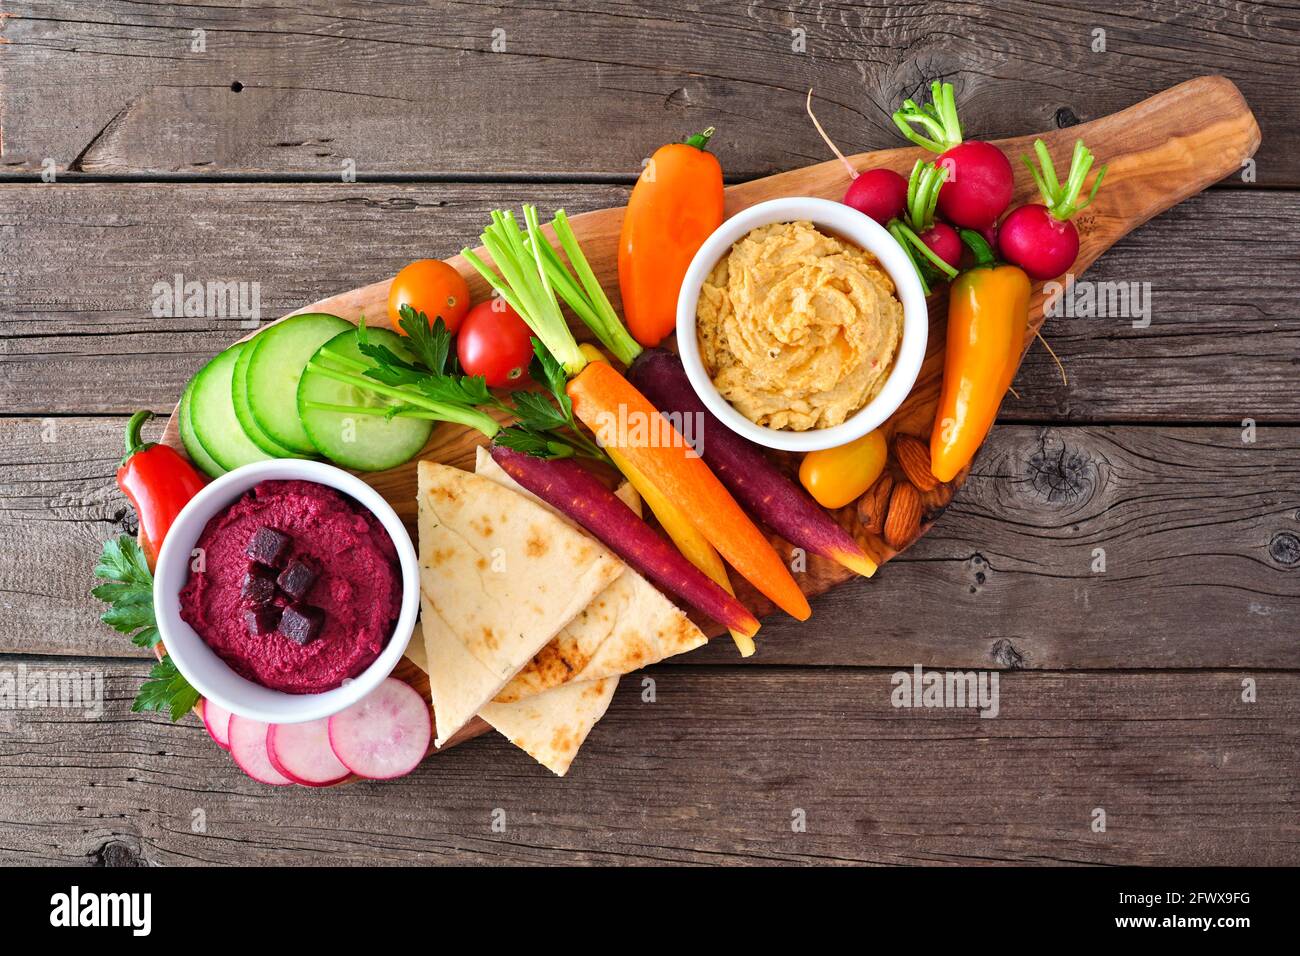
(388, 259, 470, 334)
(457, 300, 535, 388)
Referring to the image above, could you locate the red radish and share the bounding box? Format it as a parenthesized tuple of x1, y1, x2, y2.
(892, 82, 1013, 230)
(328, 678, 431, 780)
(980, 220, 999, 251)
(999, 138, 1107, 280)
(626, 349, 877, 578)
(919, 222, 962, 270)
(998, 206, 1079, 280)
(806, 91, 907, 225)
(880, 159, 961, 294)
(228, 715, 294, 786)
(842, 168, 908, 226)
(267, 718, 351, 787)
(200, 698, 232, 751)
(935, 141, 1013, 230)
(489, 444, 761, 636)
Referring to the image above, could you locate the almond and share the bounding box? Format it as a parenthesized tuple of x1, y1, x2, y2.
(892, 434, 938, 492)
(920, 480, 953, 514)
(857, 473, 894, 535)
(883, 480, 922, 550)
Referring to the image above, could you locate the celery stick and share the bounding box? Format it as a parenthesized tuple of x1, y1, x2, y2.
(466, 207, 586, 375)
(551, 210, 642, 366)
(302, 361, 501, 436)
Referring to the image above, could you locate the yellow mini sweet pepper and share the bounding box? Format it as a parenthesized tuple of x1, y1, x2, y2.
(930, 231, 1031, 482)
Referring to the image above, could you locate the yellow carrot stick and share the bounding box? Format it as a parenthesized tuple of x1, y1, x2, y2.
(567, 358, 811, 621)
(615, 450, 756, 657)
(582, 344, 755, 656)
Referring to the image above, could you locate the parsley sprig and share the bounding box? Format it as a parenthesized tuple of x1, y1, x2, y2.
(495, 341, 608, 463)
(318, 305, 609, 464)
(134, 657, 201, 722)
(93, 536, 199, 722)
(93, 536, 159, 649)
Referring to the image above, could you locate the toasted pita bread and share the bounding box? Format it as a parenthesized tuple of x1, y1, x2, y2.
(420, 593, 508, 746)
(417, 461, 624, 745)
(407, 598, 613, 773)
(474, 448, 708, 702)
(478, 676, 619, 776)
(403, 626, 428, 672)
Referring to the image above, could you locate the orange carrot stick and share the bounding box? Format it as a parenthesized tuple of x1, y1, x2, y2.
(567, 361, 812, 622)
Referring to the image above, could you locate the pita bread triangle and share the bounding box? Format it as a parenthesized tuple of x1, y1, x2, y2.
(474, 448, 708, 703)
(410, 593, 616, 773)
(478, 676, 619, 776)
(417, 460, 624, 745)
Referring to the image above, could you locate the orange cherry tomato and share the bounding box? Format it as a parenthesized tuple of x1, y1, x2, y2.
(799, 429, 888, 510)
(388, 259, 470, 334)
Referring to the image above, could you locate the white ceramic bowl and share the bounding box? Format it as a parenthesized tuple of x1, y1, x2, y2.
(675, 196, 928, 453)
(154, 459, 419, 725)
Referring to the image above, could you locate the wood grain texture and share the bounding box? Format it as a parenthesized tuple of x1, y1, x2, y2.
(6, 187, 1295, 423)
(0, 660, 1293, 866)
(3, 7, 1295, 865)
(7, 416, 1296, 669)
(2, 1, 1295, 184)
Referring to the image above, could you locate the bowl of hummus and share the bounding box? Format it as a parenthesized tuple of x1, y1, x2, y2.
(154, 459, 419, 725)
(676, 197, 928, 452)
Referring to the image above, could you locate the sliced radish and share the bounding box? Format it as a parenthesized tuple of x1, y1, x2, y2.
(200, 698, 232, 751)
(268, 719, 351, 787)
(328, 678, 431, 780)
(228, 715, 294, 786)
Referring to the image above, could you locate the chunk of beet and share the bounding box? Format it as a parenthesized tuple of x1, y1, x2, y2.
(246, 526, 291, 568)
(243, 605, 282, 637)
(240, 563, 278, 605)
(278, 603, 323, 646)
(276, 559, 318, 601)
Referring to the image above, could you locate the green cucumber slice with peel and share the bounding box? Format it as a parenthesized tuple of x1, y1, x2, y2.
(297, 327, 435, 471)
(189, 344, 273, 471)
(244, 313, 352, 455)
(179, 372, 226, 478)
(232, 336, 307, 458)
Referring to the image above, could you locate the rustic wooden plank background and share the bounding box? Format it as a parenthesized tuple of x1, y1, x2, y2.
(1, 0, 1296, 866)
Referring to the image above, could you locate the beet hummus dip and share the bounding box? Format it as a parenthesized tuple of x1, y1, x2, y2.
(179, 479, 401, 694)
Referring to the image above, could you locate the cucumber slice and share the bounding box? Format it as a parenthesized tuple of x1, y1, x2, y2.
(179, 373, 226, 478)
(190, 344, 273, 471)
(297, 327, 435, 471)
(245, 313, 352, 455)
(232, 337, 308, 457)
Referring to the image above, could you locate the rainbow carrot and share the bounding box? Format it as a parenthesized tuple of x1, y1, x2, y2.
(567, 360, 812, 622)
(578, 345, 755, 655)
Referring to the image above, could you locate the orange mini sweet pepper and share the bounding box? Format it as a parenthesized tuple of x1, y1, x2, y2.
(618, 128, 724, 348)
(930, 232, 1031, 482)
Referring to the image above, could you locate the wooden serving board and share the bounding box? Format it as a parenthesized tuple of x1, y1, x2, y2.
(161, 75, 1258, 756)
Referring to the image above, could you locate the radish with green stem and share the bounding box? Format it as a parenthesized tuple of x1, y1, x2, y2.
(893, 81, 1014, 231)
(806, 90, 957, 292)
(998, 138, 1107, 280)
(885, 159, 960, 295)
(806, 91, 908, 225)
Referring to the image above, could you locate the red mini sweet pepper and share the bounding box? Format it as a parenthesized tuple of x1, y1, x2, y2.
(116, 410, 207, 570)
